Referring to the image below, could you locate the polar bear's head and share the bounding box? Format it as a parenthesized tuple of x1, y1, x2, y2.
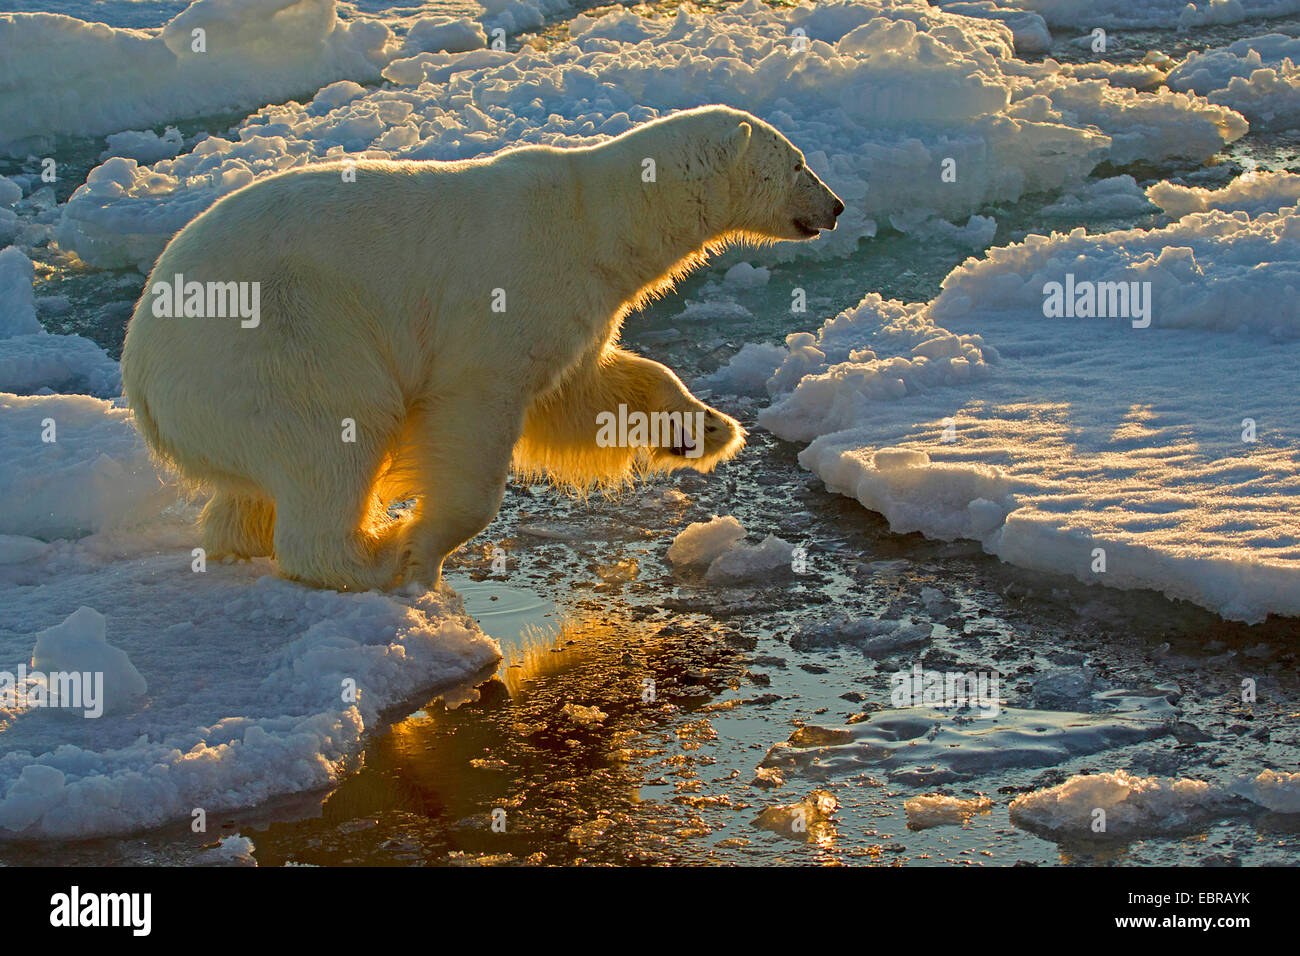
(688, 106, 844, 243)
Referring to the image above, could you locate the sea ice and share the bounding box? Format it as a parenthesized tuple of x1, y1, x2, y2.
(667, 515, 747, 567)
(0, 248, 121, 397)
(1009, 767, 1300, 839)
(904, 792, 993, 828)
(760, 174, 1300, 622)
(54, 1, 1248, 271)
(1168, 34, 1300, 129)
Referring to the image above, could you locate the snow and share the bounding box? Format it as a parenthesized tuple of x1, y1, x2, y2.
(0, 0, 398, 156)
(667, 515, 747, 567)
(101, 127, 186, 164)
(3, 0, 1298, 850)
(1234, 768, 1300, 812)
(889, 211, 998, 250)
(0, 379, 500, 838)
(1148, 169, 1300, 217)
(400, 16, 486, 56)
(0, 0, 561, 157)
(937, 2, 1051, 55)
(54, 0, 1248, 271)
(667, 516, 795, 583)
(1039, 175, 1157, 220)
(0, 248, 121, 398)
(760, 173, 1300, 622)
(480, 0, 572, 36)
(697, 342, 787, 397)
(1009, 768, 1300, 838)
(0, 392, 168, 540)
(29, 606, 148, 716)
(0, 515, 499, 839)
(1169, 34, 1300, 130)
(904, 792, 993, 828)
(0, 247, 40, 340)
(1000, 0, 1300, 31)
(705, 534, 796, 584)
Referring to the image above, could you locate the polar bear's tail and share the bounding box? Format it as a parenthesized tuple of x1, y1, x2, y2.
(123, 386, 171, 470)
(121, 362, 207, 497)
(127, 390, 163, 458)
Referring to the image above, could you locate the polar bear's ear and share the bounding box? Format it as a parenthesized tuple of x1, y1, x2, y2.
(723, 121, 752, 166)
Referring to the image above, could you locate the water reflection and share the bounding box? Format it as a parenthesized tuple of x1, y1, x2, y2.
(242, 579, 746, 865)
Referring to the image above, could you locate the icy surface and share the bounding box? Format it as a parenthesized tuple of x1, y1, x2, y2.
(0, 0, 398, 155)
(1147, 169, 1300, 217)
(101, 127, 186, 164)
(1010, 768, 1300, 838)
(667, 516, 795, 583)
(752, 789, 837, 841)
(1169, 34, 1300, 129)
(54, 0, 1247, 270)
(29, 606, 149, 717)
(1001, 0, 1300, 30)
(705, 533, 796, 584)
(0, 393, 171, 539)
(761, 174, 1300, 622)
(667, 515, 747, 567)
(759, 689, 1176, 785)
(1040, 175, 1158, 220)
(904, 792, 993, 828)
(0, 390, 500, 838)
(696, 342, 787, 397)
(0, 529, 499, 838)
(0, 248, 121, 397)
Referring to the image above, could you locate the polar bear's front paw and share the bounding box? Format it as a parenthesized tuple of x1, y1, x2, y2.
(656, 406, 746, 472)
(397, 541, 449, 593)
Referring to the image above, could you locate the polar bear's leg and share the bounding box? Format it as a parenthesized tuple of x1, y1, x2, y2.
(200, 490, 275, 558)
(397, 390, 525, 590)
(272, 492, 404, 591)
(515, 347, 746, 488)
(269, 438, 405, 591)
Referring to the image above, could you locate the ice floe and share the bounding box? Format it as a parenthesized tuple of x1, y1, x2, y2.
(668, 515, 796, 583)
(53, 0, 1247, 270)
(1009, 767, 1300, 839)
(759, 688, 1177, 785)
(759, 173, 1300, 622)
(0, 342, 500, 840)
(1169, 33, 1300, 129)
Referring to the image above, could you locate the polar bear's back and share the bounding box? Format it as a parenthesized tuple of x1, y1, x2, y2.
(121, 160, 499, 483)
(120, 148, 600, 491)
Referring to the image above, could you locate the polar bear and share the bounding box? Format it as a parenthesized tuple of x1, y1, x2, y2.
(121, 105, 844, 591)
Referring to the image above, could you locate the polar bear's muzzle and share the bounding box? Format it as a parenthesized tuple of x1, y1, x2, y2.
(791, 172, 845, 238)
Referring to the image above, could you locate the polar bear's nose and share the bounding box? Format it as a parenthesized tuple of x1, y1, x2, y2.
(832, 199, 845, 217)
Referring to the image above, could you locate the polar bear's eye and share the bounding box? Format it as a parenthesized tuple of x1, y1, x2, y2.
(794, 162, 804, 172)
